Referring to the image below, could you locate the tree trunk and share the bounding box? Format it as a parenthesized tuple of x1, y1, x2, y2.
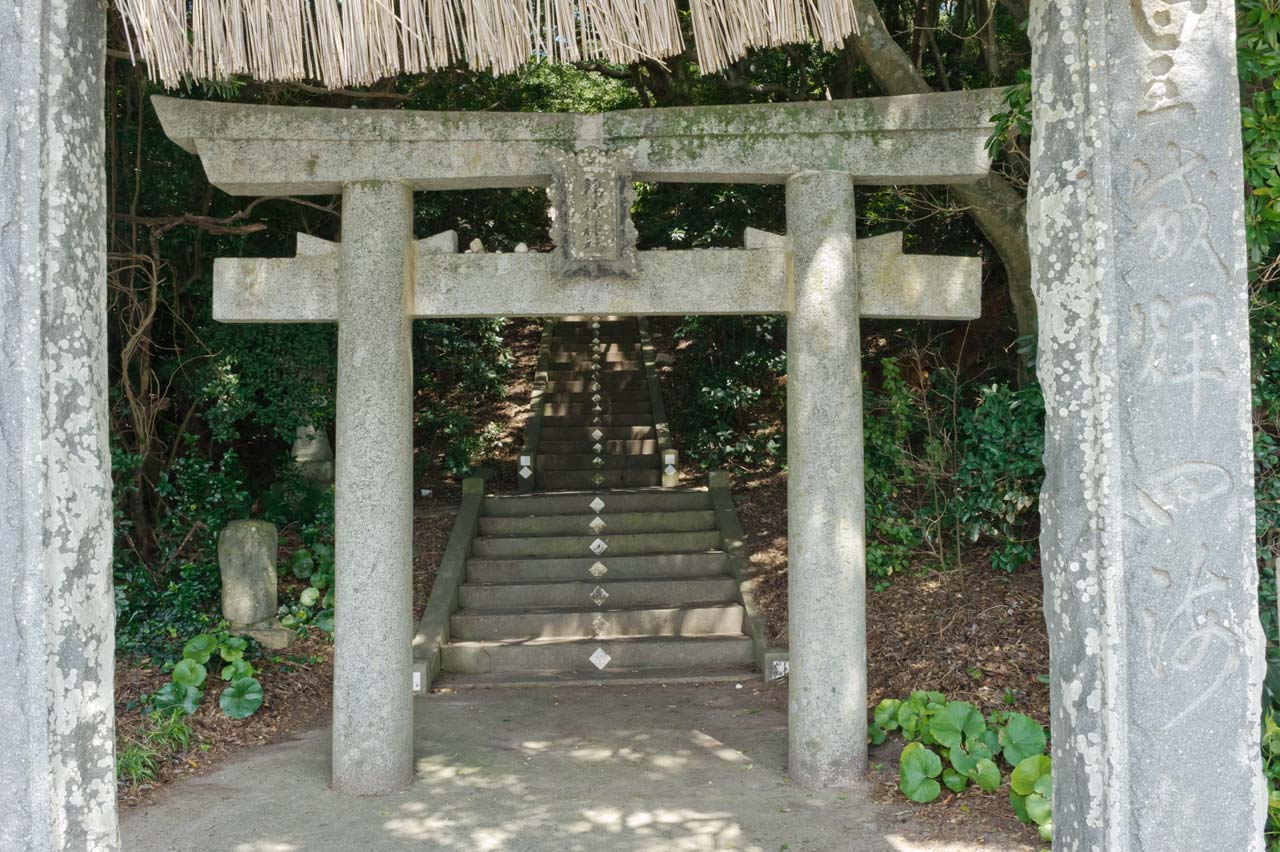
(846, 0, 1038, 354)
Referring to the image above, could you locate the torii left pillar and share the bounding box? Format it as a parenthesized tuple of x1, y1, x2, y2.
(331, 181, 416, 794)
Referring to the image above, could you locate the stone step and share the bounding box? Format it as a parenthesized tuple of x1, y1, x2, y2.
(541, 389, 649, 403)
(550, 353, 641, 365)
(441, 634, 755, 674)
(546, 363, 644, 375)
(470, 529, 721, 559)
(535, 469, 661, 489)
(483, 489, 711, 516)
(434, 665, 757, 689)
(477, 509, 717, 537)
(449, 602, 745, 641)
(541, 414, 655, 428)
(542, 394, 650, 407)
(552, 342, 642, 353)
(543, 400, 652, 416)
(543, 378, 648, 393)
(466, 552, 729, 583)
(539, 439, 658, 454)
(457, 576, 739, 609)
(539, 425, 656, 441)
(535, 453, 659, 471)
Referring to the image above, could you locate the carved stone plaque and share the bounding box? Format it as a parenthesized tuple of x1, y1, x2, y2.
(548, 148, 638, 277)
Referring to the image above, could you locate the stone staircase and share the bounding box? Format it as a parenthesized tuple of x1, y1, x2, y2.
(430, 317, 757, 687)
(533, 317, 663, 490)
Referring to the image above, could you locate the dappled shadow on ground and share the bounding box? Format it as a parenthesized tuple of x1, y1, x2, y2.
(120, 683, 1037, 852)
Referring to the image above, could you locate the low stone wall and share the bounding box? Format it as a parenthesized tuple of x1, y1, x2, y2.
(708, 471, 787, 680)
(411, 478, 486, 692)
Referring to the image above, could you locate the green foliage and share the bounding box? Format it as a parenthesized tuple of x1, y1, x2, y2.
(280, 530, 336, 635)
(115, 739, 160, 786)
(899, 742, 944, 803)
(1263, 713, 1280, 849)
(1010, 755, 1054, 842)
(1239, 0, 1280, 263)
(873, 692, 1048, 842)
(665, 315, 786, 469)
(154, 627, 265, 720)
(144, 709, 195, 752)
(219, 677, 265, 719)
(114, 445, 251, 660)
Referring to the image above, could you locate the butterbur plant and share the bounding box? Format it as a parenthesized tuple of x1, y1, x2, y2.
(871, 692, 1051, 843)
(282, 540, 335, 635)
(153, 628, 264, 720)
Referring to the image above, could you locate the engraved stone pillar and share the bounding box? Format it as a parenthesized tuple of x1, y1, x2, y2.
(332, 181, 416, 795)
(0, 0, 117, 847)
(1029, 1, 1265, 848)
(785, 171, 867, 788)
(218, 520, 295, 650)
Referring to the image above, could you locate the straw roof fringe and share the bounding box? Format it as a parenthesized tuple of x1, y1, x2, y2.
(114, 0, 860, 87)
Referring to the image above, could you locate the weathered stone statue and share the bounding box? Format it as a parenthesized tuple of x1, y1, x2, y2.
(218, 520, 295, 649)
(292, 424, 334, 484)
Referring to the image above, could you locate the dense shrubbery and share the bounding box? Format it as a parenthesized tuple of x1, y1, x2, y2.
(663, 316, 1043, 576)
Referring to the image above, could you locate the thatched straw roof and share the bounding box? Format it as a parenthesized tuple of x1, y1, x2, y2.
(114, 0, 859, 89)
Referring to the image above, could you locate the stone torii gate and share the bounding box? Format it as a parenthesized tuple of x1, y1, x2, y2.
(154, 89, 998, 795)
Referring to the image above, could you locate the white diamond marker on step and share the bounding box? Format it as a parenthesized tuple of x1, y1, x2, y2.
(592, 457, 604, 468)
(591, 429, 604, 441)
(589, 516, 607, 533)
(589, 496, 606, 513)
(589, 647, 611, 670)
(591, 614, 609, 635)
(592, 473, 606, 486)
(665, 464, 677, 476)
(590, 537, 608, 555)
(591, 393, 602, 402)
(590, 586, 609, 606)
(519, 466, 533, 479)
(593, 442, 604, 453)
(589, 561, 608, 578)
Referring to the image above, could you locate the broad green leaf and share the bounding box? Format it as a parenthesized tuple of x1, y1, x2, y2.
(219, 677, 264, 719)
(969, 739, 994, 762)
(154, 682, 202, 716)
(219, 636, 248, 662)
(315, 609, 335, 634)
(221, 659, 254, 681)
(1011, 755, 1052, 796)
(171, 659, 206, 689)
(896, 700, 923, 736)
(942, 767, 968, 793)
(322, 588, 334, 609)
(899, 742, 943, 804)
(1010, 791, 1031, 824)
(875, 699, 902, 730)
(1033, 773, 1052, 800)
(972, 758, 1001, 792)
(1000, 714, 1047, 767)
(949, 745, 978, 776)
(868, 723, 887, 745)
(300, 587, 321, 607)
(1037, 820, 1053, 842)
(290, 549, 315, 579)
(182, 634, 218, 664)
(1026, 792, 1052, 826)
(930, 701, 985, 749)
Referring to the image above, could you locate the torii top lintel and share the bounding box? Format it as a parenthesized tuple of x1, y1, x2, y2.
(152, 89, 1004, 196)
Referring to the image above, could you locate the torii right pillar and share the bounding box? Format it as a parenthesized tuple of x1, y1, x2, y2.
(1029, 1, 1266, 849)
